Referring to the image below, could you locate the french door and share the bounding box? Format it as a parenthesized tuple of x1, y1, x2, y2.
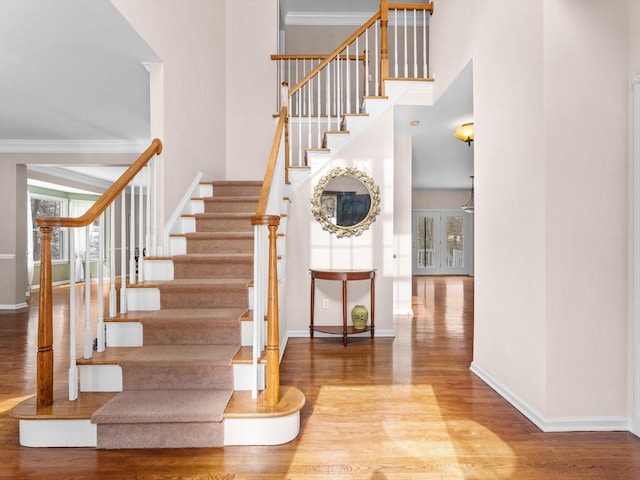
(411, 210, 473, 275)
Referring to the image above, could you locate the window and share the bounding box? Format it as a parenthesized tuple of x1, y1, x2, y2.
(30, 195, 67, 263)
(69, 200, 102, 261)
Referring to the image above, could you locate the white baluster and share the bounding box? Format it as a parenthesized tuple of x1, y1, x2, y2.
(84, 226, 92, 359)
(375, 21, 379, 95)
(68, 227, 78, 400)
(146, 165, 151, 258)
(138, 173, 145, 283)
(413, 10, 418, 77)
(120, 191, 128, 313)
(355, 36, 360, 113)
(365, 30, 370, 97)
(152, 157, 158, 255)
(297, 91, 302, 165)
(404, 9, 408, 78)
(394, 9, 398, 77)
(326, 61, 331, 132)
(346, 45, 351, 114)
(97, 214, 105, 352)
(109, 204, 116, 317)
(423, 9, 428, 77)
(307, 80, 312, 149)
(317, 67, 321, 148)
(129, 181, 136, 286)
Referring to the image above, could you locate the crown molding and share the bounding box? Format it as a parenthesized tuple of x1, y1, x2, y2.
(0, 139, 150, 154)
(285, 12, 373, 26)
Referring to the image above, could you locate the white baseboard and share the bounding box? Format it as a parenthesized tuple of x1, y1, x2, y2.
(470, 362, 631, 433)
(631, 416, 640, 438)
(287, 329, 396, 338)
(0, 302, 28, 310)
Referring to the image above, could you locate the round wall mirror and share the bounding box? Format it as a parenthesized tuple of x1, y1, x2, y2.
(311, 167, 380, 238)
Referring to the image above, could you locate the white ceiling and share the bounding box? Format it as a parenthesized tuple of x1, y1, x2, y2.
(2, 0, 472, 191)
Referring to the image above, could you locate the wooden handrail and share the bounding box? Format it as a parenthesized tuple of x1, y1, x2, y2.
(287, 1, 433, 98)
(36, 138, 163, 229)
(288, 11, 381, 97)
(271, 54, 366, 62)
(389, 2, 434, 13)
(255, 108, 287, 217)
(35, 138, 163, 408)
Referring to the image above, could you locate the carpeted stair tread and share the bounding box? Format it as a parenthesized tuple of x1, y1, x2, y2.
(119, 345, 238, 390)
(139, 307, 246, 321)
(91, 389, 233, 424)
(121, 344, 240, 366)
(172, 254, 253, 280)
(185, 232, 254, 254)
(161, 278, 251, 288)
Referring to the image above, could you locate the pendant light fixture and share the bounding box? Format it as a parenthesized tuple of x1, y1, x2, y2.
(461, 176, 474, 213)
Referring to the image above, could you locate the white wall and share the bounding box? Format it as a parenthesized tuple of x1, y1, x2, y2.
(286, 110, 396, 337)
(112, 0, 227, 232)
(543, 1, 629, 421)
(430, 0, 635, 429)
(394, 134, 413, 315)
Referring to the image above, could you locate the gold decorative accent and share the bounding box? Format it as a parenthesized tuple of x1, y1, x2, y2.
(311, 167, 380, 238)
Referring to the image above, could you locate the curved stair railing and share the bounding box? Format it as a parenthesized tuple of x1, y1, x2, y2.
(273, 0, 434, 167)
(35, 139, 163, 408)
(251, 106, 289, 404)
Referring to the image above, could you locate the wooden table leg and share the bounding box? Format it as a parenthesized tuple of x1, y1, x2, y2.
(342, 279, 348, 346)
(310, 276, 315, 339)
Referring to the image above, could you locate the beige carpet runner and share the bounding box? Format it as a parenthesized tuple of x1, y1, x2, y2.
(91, 181, 261, 449)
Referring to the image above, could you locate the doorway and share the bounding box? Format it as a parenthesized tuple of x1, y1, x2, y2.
(411, 210, 473, 275)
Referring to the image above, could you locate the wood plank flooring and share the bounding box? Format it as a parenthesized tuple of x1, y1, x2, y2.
(1, 277, 639, 479)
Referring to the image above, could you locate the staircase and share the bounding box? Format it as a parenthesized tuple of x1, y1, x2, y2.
(89, 181, 258, 448)
(14, 180, 303, 448)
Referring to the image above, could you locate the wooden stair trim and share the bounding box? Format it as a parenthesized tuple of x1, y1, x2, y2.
(233, 346, 266, 365)
(11, 391, 118, 421)
(76, 347, 138, 365)
(223, 386, 305, 419)
(384, 76, 435, 82)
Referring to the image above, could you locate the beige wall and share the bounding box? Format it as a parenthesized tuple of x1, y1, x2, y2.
(412, 188, 470, 210)
(430, 0, 636, 427)
(224, 0, 278, 181)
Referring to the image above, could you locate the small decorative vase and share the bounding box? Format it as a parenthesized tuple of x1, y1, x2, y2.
(351, 305, 368, 330)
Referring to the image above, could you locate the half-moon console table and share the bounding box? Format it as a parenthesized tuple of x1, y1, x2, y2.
(309, 269, 376, 346)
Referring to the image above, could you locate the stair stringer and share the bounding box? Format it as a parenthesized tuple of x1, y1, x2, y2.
(286, 79, 434, 196)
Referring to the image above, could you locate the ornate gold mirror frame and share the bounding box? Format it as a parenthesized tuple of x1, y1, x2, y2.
(311, 167, 381, 238)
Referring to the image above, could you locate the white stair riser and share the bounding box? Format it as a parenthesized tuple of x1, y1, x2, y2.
(241, 320, 267, 346)
(18, 419, 97, 447)
(80, 365, 123, 391)
(126, 288, 160, 311)
(144, 259, 174, 282)
(186, 199, 204, 214)
(106, 322, 144, 347)
(181, 216, 196, 232)
(198, 183, 213, 197)
(78, 363, 261, 392)
(233, 363, 265, 391)
(224, 413, 300, 446)
(17, 413, 300, 448)
(170, 236, 187, 255)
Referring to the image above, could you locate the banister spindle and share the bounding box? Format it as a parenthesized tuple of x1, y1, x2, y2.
(120, 191, 128, 313)
(97, 214, 105, 352)
(83, 225, 92, 359)
(68, 226, 78, 401)
(36, 226, 54, 408)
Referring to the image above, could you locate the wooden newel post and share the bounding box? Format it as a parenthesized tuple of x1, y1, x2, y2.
(37, 225, 54, 408)
(379, 0, 389, 96)
(264, 219, 280, 406)
(251, 214, 281, 407)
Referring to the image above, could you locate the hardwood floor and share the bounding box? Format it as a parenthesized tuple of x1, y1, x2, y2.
(1, 276, 639, 479)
